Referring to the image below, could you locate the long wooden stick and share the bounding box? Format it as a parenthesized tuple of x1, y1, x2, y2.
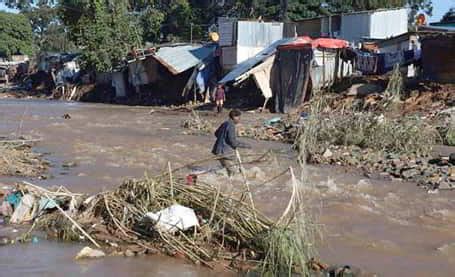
(235, 150, 256, 220)
(277, 167, 296, 225)
(168, 161, 174, 201)
(47, 191, 101, 248)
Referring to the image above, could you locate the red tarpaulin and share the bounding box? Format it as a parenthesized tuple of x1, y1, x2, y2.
(279, 37, 349, 50)
(312, 38, 349, 49)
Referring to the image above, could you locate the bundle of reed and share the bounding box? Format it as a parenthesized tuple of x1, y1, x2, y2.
(30, 161, 317, 275)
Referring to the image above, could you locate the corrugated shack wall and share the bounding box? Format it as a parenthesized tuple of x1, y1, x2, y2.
(369, 9, 408, 39)
(236, 21, 283, 64)
(311, 49, 352, 92)
(421, 35, 455, 83)
(341, 8, 408, 43)
(218, 17, 236, 47)
(295, 18, 323, 37)
(219, 19, 284, 69)
(340, 12, 371, 43)
(271, 47, 313, 113)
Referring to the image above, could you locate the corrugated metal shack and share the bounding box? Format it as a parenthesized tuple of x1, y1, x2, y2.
(220, 37, 351, 112)
(283, 8, 408, 44)
(125, 43, 219, 103)
(218, 18, 284, 70)
(340, 8, 408, 44)
(420, 31, 455, 83)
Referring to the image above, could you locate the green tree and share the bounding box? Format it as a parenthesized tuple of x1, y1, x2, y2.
(59, 0, 141, 71)
(139, 7, 165, 43)
(0, 11, 34, 57)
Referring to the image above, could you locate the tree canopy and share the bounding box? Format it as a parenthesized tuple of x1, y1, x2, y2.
(58, 0, 140, 71)
(0, 11, 34, 57)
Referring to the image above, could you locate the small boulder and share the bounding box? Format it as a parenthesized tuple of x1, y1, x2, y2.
(75, 247, 105, 260)
(322, 149, 333, 159)
(124, 249, 135, 257)
(401, 168, 420, 179)
(449, 153, 455, 165)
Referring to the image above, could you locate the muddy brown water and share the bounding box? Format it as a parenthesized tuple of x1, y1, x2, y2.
(1, 99, 454, 276)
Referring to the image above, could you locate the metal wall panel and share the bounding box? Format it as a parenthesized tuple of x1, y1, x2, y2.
(237, 21, 283, 48)
(340, 12, 371, 43)
(221, 46, 237, 69)
(341, 9, 408, 43)
(218, 17, 236, 47)
(370, 9, 408, 39)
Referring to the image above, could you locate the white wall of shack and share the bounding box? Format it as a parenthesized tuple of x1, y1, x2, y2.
(369, 9, 408, 39)
(311, 50, 352, 92)
(236, 46, 265, 64)
(237, 21, 283, 48)
(341, 8, 408, 43)
(220, 20, 283, 68)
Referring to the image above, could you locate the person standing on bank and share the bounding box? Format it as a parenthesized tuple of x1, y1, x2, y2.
(212, 109, 250, 176)
(215, 84, 226, 114)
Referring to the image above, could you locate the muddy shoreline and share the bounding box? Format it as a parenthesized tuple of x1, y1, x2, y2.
(1, 98, 454, 276)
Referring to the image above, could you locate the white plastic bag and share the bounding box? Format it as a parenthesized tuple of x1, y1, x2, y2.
(144, 204, 199, 233)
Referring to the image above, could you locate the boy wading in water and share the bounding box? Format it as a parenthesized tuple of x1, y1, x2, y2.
(212, 110, 250, 176)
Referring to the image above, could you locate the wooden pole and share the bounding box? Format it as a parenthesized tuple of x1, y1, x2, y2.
(235, 150, 256, 219)
(168, 161, 174, 201)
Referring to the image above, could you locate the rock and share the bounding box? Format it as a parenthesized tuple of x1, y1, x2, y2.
(379, 172, 392, 180)
(75, 247, 105, 260)
(322, 149, 333, 159)
(449, 153, 455, 165)
(428, 158, 441, 165)
(450, 167, 455, 177)
(124, 249, 135, 257)
(401, 168, 420, 179)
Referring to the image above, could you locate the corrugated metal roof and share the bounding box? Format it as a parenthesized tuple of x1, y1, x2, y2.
(219, 38, 295, 85)
(154, 44, 218, 75)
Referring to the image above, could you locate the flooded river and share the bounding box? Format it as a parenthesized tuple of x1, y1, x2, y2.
(1, 99, 454, 276)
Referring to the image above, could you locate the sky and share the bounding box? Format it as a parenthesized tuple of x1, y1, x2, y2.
(1, 1, 454, 22)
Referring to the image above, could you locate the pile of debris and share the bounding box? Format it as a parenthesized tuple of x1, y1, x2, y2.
(181, 111, 214, 135)
(295, 97, 455, 190)
(311, 146, 454, 191)
(181, 111, 301, 143)
(0, 137, 48, 177)
(0, 167, 318, 275)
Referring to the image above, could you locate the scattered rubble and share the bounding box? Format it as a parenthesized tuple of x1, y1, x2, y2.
(310, 145, 454, 190)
